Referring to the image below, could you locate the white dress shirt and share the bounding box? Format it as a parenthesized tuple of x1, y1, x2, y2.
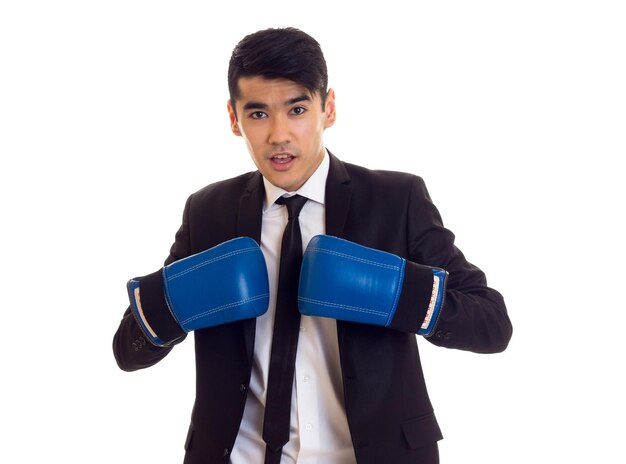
(230, 152, 356, 464)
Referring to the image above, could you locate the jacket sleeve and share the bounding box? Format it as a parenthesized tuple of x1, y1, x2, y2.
(112, 196, 193, 371)
(405, 176, 512, 354)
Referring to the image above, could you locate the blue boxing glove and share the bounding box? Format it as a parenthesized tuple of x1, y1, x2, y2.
(298, 235, 446, 336)
(128, 237, 269, 346)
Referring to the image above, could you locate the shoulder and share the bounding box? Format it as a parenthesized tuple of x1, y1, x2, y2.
(186, 170, 261, 209)
(337, 157, 427, 194)
(192, 170, 259, 197)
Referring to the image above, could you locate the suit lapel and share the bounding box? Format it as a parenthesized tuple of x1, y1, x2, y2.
(325, 152, 352, 237)
(236, 172, 264, 243)
(325, 153, 353, 355)
(236, 172, 265, 367)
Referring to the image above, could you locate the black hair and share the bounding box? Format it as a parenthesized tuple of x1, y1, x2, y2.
(228, 27, 328, 116)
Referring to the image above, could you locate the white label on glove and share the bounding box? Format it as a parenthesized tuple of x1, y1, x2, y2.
(134, 287, 158, 339)
(421, 275, 440, 330)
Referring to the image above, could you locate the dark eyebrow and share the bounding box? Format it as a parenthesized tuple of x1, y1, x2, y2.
(286, 94, 311, 106)
(242, 101, 269, 111)
(241, 94, 311, 111)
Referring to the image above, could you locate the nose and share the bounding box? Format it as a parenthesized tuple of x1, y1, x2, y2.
(268, 114, 291, 146)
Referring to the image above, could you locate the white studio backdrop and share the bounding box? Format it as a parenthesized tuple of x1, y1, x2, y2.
(1, 1, 624, 462)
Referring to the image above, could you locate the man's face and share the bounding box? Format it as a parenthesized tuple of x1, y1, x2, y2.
(227, 77, 336, 192)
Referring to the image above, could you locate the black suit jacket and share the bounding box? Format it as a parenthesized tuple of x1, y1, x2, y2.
(113, 153, 512, 464)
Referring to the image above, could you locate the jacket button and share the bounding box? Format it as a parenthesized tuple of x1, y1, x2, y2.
(444, 332, 452, 340)
(223, 448, 229, 456)
(435, 330, 444, 339)
(239, 384, 247, 392)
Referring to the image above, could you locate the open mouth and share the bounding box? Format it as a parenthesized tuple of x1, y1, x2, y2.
(270, 153, 295, 169)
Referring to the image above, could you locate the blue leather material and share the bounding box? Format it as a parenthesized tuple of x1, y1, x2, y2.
(298, 235, 406, 327)
(162, 237, 270, 332)
(417, 268, 447, 336)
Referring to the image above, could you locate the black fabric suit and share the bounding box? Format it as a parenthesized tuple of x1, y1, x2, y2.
(113, 153, 512, 463)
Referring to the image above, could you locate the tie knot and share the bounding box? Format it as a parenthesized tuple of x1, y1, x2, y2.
(276, 194, 308, 220)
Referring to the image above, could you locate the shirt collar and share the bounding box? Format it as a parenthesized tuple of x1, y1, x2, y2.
(263, 150, 329, 212)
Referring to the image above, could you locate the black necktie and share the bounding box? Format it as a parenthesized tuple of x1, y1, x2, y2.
(263, 194, 308, 464)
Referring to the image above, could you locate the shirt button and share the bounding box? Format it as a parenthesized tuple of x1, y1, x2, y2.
(305, 424, 312, 431)
(300, 325, 306, 332)
(303, 375, 310, 382)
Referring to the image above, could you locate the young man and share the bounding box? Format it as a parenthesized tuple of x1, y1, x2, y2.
(113, 28, 512, 464)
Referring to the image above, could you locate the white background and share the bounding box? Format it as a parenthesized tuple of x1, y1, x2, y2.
(1, 1, 624, 462)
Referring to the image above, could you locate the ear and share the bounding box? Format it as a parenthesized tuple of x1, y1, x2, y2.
(227, 100, 242, 136)
(323, 88, 336, 129)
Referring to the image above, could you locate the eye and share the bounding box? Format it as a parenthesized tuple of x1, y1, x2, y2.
(290, 106, 307, 116)
(249, 111, 267, 119)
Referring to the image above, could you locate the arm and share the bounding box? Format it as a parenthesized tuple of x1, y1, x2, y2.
(407, 176, 512, 353)
(297, 176, 512, 354)
(113, 196, 193, 372)
(113, 194, 269, 371)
